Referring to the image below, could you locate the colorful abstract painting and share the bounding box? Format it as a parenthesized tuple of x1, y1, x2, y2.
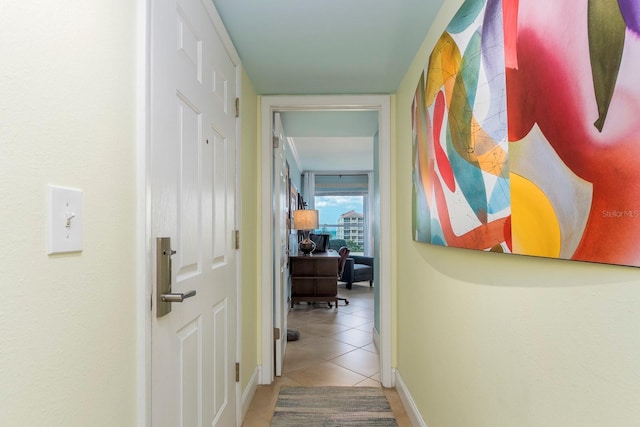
(412, 0, 640, 267)
(412, 0, 510, 252)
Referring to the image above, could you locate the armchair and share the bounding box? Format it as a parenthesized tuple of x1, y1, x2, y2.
(330, 239, 374, 289)
(341, 255, 374, 289)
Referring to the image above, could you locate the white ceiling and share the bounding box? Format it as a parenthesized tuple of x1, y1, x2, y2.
(211, 0, 443, 171)
(281, 110, 377, 172)
(288, 136, 375, 172)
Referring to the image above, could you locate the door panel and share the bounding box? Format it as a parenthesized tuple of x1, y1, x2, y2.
(178, 320, 200, 427)
(176, 95, 202, 278)
(151, 0, 237, 425)
(211, 299, 228, 423)
(211, 131, 229, 264)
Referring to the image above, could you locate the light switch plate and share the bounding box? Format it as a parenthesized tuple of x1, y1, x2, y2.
(48, 185, 83, 254)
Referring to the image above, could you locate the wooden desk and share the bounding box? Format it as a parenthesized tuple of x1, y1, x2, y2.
(289, 251, 339, 310)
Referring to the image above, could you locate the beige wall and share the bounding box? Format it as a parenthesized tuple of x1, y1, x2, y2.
(0, 1, 263, 424)
(394, 1, 640, 425)
(0, 1, 137, 425)
(240, 70, 260, 390)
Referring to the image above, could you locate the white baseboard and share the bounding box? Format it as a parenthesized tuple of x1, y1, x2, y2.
(395, 369, 428, 427)
(240, 366, 259, 423)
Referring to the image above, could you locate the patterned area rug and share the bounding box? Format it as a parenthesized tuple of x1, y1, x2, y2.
(271, 386, 398, 426)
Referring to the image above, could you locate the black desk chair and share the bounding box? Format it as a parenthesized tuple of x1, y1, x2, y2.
(336, 246, 350, 306)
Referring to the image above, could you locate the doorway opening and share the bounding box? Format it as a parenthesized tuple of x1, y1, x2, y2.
(259, 95, 392, 387)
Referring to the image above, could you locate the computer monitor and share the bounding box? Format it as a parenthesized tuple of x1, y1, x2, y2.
(309, 233, 330, 253)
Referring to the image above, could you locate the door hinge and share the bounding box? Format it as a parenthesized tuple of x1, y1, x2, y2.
(234, 229, 240, 249)
(235, 362, 240, 383)
(235, 98, 240, 118)
(274, 327, 281, 341)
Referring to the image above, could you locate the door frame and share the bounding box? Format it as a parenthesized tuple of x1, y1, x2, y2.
(137, 0, 243, 425)
(259, 95, 393, 387)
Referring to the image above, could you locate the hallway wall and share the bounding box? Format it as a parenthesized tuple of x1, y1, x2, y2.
(393, 0, 640, 425)
(0, 1, 138, 424)
(1, 2, 263, 425)
(240, 70, 260, 391)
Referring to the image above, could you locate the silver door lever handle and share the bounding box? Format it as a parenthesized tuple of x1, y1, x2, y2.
(161, 290, 196, 302)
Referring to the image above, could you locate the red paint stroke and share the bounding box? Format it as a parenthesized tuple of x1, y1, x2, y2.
(503, 215, 513, 252)
(433, 176, 508, 250)
(433, 91, 456, 192)
(503, 0, 519, 70)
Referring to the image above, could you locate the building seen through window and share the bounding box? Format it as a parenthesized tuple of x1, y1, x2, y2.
(315, 195, 365, 255)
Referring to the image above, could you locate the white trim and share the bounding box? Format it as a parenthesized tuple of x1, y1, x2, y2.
(376, 100, 393, 388)
(136, 0, 151, 425)
(234, 61, 243, 427)
(260, 95, 392, 386)
(395, 369, 428, 427)
(260, 99, 274, 383)
(285, 137, 303, 174)
(240, 367, 259, 423)
(202, 0, 241, 66)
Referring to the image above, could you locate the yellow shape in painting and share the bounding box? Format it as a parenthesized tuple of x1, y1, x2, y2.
(425, 32, 461, 107)
(511, 173, 561, 258)
(476, 140, 508, 177)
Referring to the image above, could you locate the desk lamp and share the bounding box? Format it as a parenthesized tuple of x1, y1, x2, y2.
(293, 209, 319, 255)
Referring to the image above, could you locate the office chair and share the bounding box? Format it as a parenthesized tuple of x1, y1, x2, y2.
(336, 246, 350, 306)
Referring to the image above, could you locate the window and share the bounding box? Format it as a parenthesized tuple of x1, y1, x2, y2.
(314, 194, 365, 254)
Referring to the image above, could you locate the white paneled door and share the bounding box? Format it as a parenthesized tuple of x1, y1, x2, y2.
(273, 113, 288, 376)
(150, 0, 238, 425)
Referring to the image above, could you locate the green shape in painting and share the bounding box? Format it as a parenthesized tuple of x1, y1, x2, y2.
(588, 0, 626, 132)
(446, 0, 487, 34)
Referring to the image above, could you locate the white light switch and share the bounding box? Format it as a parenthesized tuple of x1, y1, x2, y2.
(48, 185, 83, 254)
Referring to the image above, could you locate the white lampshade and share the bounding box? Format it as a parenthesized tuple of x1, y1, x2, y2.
(293, 209, 319, 230)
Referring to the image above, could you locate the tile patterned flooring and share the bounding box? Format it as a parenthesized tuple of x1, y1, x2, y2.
(241, 283, 412, 426)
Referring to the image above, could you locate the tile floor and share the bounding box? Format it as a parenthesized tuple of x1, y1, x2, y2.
(241, 283, 412, 426)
